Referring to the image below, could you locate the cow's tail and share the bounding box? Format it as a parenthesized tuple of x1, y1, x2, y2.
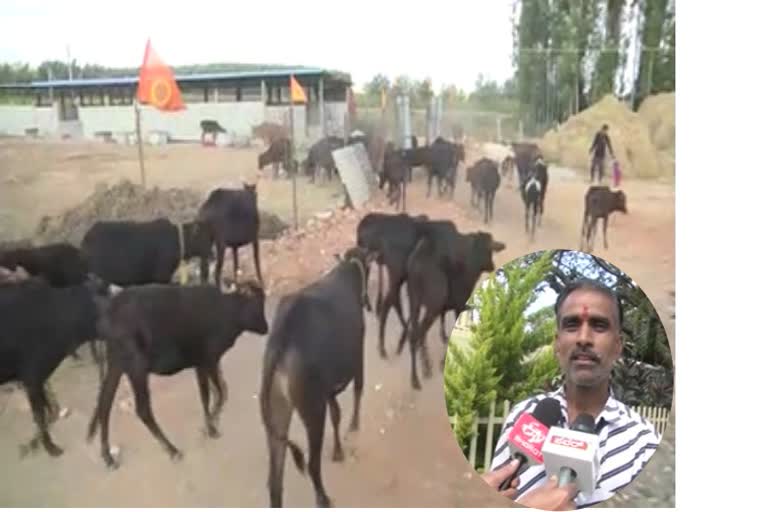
(259, 313, 306, 475)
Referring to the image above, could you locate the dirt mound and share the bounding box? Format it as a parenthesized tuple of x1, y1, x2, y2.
(539, 94, 671, 179)
(33, 180, 288, 246)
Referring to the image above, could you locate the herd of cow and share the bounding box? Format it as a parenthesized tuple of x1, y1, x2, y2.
(0, 164, 509, 506)
(1, 122, 630, 507)
(254, 125, 627, 250)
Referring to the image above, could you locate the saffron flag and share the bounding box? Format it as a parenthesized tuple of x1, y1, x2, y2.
(136, 39, 185, 111)
(289, 75, 307, 103)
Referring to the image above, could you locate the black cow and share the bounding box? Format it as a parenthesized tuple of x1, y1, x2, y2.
(86, 280, 268, 469)
(304, 136, 345, 184)
(580, 186, 628, 251)
(428, 137, 464, 199)
(466, 158, 501, 224)
(379, 144, 408, 211)
(200, 120, 226, 145)
(197, 183, 263, 288)
(510, 142, 542, 189)
(356, 213, 429, 359)
(520, 157, 549, 239)
(260, 247, 376, 507)
(0, 275, 111, 457)
(402, 137, 430, 183)
(403, 231, 505, 389)
(81, 218, 212, 287)
(0, 243, 88, 287)
(259, 138, 294, 180)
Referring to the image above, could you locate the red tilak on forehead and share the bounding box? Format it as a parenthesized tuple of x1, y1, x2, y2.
(580, 305, 589, 320)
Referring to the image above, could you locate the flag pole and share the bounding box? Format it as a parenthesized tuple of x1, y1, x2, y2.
(134, 99, 147, 187)
(289, 90, 298, 231)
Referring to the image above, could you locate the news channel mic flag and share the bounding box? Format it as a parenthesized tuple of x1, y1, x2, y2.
(487, 279, 663, 509)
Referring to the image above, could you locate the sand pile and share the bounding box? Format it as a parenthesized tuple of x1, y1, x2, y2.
(33, 180, 288, 246)
(539, 93, 674, 179)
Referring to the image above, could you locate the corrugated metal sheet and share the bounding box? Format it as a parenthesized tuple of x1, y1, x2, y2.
(0, 67, 351, 90)
(332, 143, 377, 209)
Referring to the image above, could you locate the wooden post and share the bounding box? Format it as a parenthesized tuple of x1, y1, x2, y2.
(289, 95, 298, 230)
(134, 100, 146, 187)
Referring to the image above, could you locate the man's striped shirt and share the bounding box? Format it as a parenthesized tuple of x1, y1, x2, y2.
(490, 386, 661, 508)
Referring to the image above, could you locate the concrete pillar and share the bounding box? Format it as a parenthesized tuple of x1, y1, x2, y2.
(213, 87, 219, 103)
(261, 80, 267, 103)
(319, 77, 325, 137)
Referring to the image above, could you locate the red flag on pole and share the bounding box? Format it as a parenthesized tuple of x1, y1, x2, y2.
(136, 39, 185, 111)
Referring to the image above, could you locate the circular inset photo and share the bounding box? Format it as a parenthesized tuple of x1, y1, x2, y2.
(444, 249, 674, 510)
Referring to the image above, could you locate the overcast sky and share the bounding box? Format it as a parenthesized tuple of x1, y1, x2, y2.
(0, 0, 515, 92)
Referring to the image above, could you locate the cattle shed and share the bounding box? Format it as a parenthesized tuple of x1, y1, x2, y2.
(0, 67, 352, 143)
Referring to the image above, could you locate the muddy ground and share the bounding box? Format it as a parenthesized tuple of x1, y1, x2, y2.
(0, 138, 675, 507)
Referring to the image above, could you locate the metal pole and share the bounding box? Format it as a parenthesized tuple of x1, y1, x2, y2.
(290, 97, 298, 230)
(134, 100, 146, 187)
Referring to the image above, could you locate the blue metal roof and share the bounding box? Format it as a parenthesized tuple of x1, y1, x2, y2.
(0, 67, 351, 90)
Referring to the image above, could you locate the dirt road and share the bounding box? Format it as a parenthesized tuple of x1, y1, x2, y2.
(0, 141, 674, 507)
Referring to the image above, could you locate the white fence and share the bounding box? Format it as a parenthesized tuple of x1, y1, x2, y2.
(450, 400, 671, 472)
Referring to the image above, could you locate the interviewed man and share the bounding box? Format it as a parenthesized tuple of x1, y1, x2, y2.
(482, 280, 662, 510)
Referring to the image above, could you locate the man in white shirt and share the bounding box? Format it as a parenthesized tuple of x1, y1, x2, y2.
(482, 279, 662, 510)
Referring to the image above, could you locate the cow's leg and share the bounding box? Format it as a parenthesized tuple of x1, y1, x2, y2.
(588, 217, 599, 252)
(209, 363, 229, 422)
(377, 281, 397, 359)
(214, 241, 226, 288)
(375, 263, 384, 315)
(415, 307, 440, 380)
(266, 382, 294, 508)
(195, 367, 219, 439)
(406, 299, 423, 390)
(297, 400, 332, 507)
(231, 246, 240, 283)
(87, 360, 123, 468)
(349, 361, 363, 433)
(272, 162, 279, 180)
(439, 311, 449, 345)
(328, 396, 344, 462)
(426, 173, 433, 197)
(126, 366, 182, 461)
(603, 216, 609, 249)
(252, 238, 264, 287)
(20, 379, 62, 458)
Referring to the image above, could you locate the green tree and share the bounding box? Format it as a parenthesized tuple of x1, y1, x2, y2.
(633, 0, 670, 107)
(445, 251, 555, 450)
(592, 0, 627, 100)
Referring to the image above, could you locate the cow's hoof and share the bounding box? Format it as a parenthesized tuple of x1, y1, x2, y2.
(204, 426, 221, 439)
(169, 449, 184, 462)
(104, 455, 120, 470)
(44, 442, 64, 457)
(332, 448, 345, 462)
(378, 348, 388, 359)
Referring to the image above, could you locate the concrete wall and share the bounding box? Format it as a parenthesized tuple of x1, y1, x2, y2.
(0, 100, 348, 143)
(0, 106, 57, 136)
(78, 101, 267, 141)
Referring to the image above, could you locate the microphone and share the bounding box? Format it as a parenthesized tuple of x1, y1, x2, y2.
(542, 413, 600, 494)
(498, 397, 563, 492)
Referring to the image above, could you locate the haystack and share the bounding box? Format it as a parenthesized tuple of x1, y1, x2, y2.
(33, 180, 288, 246)
(638, 92, 675, 177)
(539, 94, 667, 179)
